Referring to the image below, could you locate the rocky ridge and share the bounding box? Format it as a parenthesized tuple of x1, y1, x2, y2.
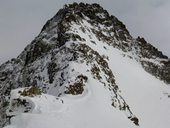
(0, 2, 170, 128)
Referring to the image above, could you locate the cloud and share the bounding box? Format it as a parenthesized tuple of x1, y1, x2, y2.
(119, 0, 170, 56)
(0, 0, 170, 64)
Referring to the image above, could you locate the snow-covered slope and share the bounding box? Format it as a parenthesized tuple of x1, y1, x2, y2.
(0, 2, 170, 128)
(4, 83, 138, 128)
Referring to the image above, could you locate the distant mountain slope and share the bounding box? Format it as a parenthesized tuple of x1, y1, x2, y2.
(0, 2, 170, 128)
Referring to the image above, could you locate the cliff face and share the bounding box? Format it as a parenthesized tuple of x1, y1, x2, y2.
(0, 3, 170, 128)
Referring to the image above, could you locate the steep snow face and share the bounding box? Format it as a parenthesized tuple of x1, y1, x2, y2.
(101, 47, 170, 128)
(0, 2, 170, 128)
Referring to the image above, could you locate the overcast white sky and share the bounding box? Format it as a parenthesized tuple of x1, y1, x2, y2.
(0, 0, 170, 64)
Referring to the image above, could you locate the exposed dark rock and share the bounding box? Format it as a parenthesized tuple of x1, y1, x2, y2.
(1, 2, 170, 127)
(136, 37, 170, 83)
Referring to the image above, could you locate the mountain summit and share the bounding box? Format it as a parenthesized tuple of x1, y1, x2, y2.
(0, 3, 170, 128)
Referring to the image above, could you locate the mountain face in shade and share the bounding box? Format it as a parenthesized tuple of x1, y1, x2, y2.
(0, 2, 170, 128)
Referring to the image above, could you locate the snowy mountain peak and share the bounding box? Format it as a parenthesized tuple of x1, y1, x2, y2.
(0, 2, 170, 128)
